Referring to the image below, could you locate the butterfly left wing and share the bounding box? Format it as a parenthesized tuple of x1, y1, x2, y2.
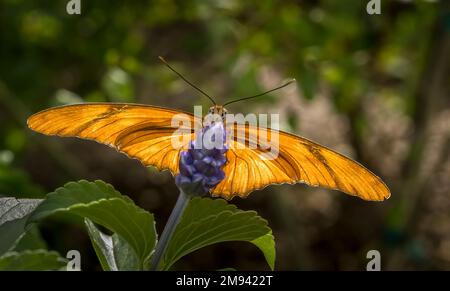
(212, 124, 390, 201)
(27, 103, 198, 173)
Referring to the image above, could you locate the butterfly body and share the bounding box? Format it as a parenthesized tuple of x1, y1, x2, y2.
(28, 102, 390, 201)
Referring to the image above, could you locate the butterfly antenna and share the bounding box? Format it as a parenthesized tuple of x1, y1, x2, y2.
(223, 79, 296, 106)
(158, 56, 216, 105)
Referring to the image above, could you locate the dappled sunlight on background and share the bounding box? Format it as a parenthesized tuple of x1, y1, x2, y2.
(0, 0, 449, 270)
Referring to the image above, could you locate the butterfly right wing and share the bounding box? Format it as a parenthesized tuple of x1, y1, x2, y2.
(212, 124, 390, 201)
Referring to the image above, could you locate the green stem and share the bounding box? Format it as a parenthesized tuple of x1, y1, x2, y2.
(150, 190, 190, 270)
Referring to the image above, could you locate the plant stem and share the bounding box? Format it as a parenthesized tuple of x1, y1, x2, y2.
(150, 190, 190, 270)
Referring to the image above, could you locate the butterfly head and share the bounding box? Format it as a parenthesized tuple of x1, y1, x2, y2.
(207, 105, 227, 122)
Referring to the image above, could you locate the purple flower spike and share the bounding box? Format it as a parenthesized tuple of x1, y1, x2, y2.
(175, 122, 228, 196)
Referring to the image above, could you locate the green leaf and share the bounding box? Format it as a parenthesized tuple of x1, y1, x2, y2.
(0, 197, 42, 255)
(12, 224, 48, 252)
(28, 180, 123, 221)
(85, 218, 139, 271)
(0, 250, 67, 271)
(28, 180, 156, 269)
(251, 231, 275, 270)
(161, 197, 275, 270)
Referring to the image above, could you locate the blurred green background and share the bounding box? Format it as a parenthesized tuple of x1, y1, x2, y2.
(1, 0, 449, 270)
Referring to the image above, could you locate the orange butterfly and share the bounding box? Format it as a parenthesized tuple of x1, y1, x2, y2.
(27, 58, 390, 201)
